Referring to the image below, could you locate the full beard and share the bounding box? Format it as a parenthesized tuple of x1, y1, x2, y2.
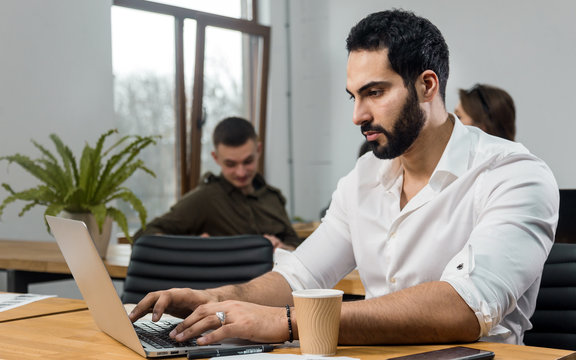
(363, 87, 426, 160)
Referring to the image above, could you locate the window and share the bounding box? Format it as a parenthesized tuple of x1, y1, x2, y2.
(111, 0, 270, 230)
(140, 0, 251, 19)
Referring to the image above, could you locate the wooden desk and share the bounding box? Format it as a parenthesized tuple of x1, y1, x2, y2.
(0, 309, 572, 360)
(119, 222, 322, 244)
(334, 269, 365, 296)
(0, 239, 130, 292)
(0, 239, 364, 297)
(292, 221, 320, 240)
(0, 293, 87, 322)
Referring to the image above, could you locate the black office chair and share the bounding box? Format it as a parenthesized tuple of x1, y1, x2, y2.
(523, 243, 576, 350)
(121, 234, 274, 304)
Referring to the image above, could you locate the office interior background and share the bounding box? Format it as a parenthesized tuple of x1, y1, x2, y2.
(1, 1, 575, 295)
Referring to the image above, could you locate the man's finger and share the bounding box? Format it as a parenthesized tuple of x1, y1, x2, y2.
(129, 292, 160, 321)
(196, 325, 230, 345)
(171, 313, 220, 342)
(150, 292, 172, 321)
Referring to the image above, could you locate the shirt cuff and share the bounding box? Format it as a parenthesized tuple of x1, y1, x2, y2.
(272, 249, 323, 291)
(441, 244, 508, 339)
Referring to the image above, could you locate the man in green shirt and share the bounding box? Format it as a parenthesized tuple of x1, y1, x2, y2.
(134, 117, 300, 250)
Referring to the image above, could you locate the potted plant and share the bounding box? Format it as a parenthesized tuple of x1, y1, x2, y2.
(0, 129, 158, 257)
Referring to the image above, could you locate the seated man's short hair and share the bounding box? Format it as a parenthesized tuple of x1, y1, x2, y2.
(213, 117, 258, 147)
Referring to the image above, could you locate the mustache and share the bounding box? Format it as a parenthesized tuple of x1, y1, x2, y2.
(360, 123, 387, 135)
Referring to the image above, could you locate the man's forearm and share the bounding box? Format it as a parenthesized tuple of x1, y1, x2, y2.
(339, 281, 480, 344)
(207, 271, 294, 307)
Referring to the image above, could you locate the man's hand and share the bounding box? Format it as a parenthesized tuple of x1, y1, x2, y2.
(128, 288, 217, 323)
(169, 300, 289, 345)
(128, 272, 294, 345)
(263, 234, 295, 251)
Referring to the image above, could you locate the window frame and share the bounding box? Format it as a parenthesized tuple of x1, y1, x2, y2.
(113, 0, 270, 195)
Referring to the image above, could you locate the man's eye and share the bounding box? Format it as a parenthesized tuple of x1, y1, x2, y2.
(368, 89, 383, 97)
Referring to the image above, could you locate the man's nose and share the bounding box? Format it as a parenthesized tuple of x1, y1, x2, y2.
(235, 165, 247, 177)
(352, 99, 371, 126)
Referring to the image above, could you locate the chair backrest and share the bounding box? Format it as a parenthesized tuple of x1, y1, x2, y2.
(555, 189, 576, 243)
(121, 234, 274, 304)
(523, 243, 576, 350)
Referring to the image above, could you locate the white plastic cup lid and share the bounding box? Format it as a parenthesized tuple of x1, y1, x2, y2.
(292, 289, 344, 298)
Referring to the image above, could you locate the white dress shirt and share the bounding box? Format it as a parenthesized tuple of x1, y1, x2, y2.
(273, 119, 559, 345)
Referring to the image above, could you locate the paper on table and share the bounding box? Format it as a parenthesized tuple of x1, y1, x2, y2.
(0, 293, 56, 312)
(210, 354, 359, 360)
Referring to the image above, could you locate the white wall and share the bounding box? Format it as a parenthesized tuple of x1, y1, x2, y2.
(264, 0, 576, 221)
(0, 0, 114, 240)
(1, 0, 575, 241)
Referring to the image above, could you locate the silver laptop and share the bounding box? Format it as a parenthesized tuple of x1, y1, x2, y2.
(46, 215, 268, 358)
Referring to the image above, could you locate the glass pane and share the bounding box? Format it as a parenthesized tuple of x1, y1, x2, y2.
(199, 26, 263, 176)
(143, 0, 249, 19)
(184, 18, 197, 170)
(111, 6, 177, 233)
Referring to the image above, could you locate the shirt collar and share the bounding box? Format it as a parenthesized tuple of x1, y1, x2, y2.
(377, 157, 403, 191)
(376, 115, 472, 192)
(219, 172, 267, 197)
(428, 116, 472, 191)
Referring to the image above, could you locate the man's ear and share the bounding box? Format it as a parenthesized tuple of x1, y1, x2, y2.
(418, 70, 439, 103)
(257, 141, 262, 155)
(211, 150, 218, 163)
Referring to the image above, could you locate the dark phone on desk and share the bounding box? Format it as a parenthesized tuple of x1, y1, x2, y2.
(388, 346, 495, 360)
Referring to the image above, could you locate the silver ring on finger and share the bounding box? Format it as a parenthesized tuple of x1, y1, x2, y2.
(216, 311, 226, 327)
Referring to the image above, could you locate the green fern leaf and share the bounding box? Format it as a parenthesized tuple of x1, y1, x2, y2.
(106, 207, 130, 242)
(0, 154, 60, 189)
(49, 133, 79, 185)
(108, 188, 147, 228)
(86, 203, 107, 232)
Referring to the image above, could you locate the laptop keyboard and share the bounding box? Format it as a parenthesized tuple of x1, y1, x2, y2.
(134, 320, 198, 349)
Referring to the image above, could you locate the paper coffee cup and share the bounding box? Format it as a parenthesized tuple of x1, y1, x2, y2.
(292, 289, 343, 356)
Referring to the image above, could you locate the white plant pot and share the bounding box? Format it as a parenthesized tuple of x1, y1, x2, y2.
(61, 211, 113, 259)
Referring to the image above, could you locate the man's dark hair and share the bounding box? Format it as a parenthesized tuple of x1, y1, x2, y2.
(346, 9, 450, 102)
(212, 116, 258, 147)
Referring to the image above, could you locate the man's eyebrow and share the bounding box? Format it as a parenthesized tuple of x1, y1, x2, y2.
(347, 81, 390, 96)
(358, 81, 390, 94)
(224, 154, 254, 164)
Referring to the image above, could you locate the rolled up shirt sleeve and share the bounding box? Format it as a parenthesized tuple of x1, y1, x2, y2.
(441, 154, 558, 342)
(273, 221, 357, 291)
(273, 174, 358, 291)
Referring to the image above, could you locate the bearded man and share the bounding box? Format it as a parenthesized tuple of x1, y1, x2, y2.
(129, 9, 558, 347)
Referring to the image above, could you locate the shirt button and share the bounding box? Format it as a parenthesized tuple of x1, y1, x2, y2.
(390, 232, 396, 239)
(390, 277, 396, 283)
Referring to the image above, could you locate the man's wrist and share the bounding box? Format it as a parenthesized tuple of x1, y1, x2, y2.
(204, 288, 226, 303)
(285, 305, 293, 342)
